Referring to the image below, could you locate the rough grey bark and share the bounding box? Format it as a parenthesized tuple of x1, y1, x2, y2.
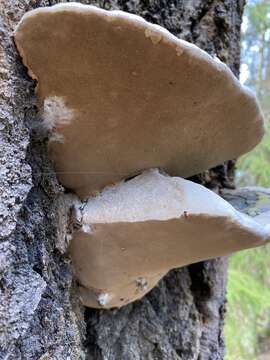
(0, 1, 248, 359)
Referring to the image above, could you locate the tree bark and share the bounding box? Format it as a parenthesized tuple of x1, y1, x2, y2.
(0, 1, 247, 359)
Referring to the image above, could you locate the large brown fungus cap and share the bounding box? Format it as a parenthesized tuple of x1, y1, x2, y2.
(14, 3, 265, 198)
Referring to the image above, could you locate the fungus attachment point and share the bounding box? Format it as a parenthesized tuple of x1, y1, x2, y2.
(69, 170, 270, 309)
(14, 3, 265, 198)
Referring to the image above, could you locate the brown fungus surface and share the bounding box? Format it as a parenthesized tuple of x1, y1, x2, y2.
(70, 170, 270, 309)
(14, 3, 265, 198)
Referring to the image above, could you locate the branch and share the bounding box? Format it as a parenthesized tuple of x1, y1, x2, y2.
(222, 187, 270, 225)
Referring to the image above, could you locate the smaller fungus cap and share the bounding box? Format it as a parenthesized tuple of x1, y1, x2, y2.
(14, 3, 265, 198)
(69, 169, 270, 309)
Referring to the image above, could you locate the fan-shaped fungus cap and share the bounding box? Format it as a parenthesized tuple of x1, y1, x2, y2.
(70, 169, 270, 308)
(14, 3, 265, 198)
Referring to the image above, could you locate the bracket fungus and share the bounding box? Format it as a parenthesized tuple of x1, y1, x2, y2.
(14, 3, 265, 198)
(70, 169, 270, 308)
(14, 3, 270, 308)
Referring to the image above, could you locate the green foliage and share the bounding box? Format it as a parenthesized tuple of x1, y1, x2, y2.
(247, 0, 270, 34)
(225, 1, 270, 359)
(236, 0, 270, 188)
(237, 121, 270, 187)
(225, 245, 270, 360)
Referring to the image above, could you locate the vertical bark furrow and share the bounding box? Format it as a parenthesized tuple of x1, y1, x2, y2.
(1, 2, 84, 359)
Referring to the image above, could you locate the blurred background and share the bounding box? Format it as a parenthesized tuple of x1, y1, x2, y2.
(224, 1, 270, 359)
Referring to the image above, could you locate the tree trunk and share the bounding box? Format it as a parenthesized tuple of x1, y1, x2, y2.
(0, 1, 246, 359)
